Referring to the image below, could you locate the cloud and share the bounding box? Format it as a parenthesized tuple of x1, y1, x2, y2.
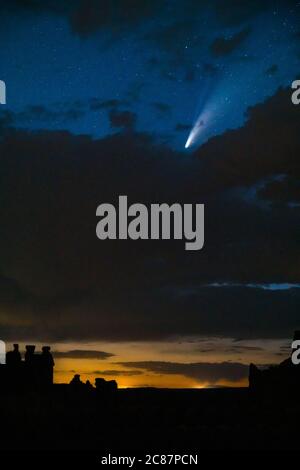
(0, 0, 71, 15)
(53, 349, 114, 359)
(257, 176, 300, 206)
(194, 86, 300, 196)
(152, 102, 171, 115)
(2, 0, 298, 45)
(0, 103, 85, 129)
(23, 104, 85, 122)
(210, 27, 251, 56)
(0, 85, 300, 343)
(89, 98, 130, 111)
(224, 345, 263, 353)
(213, 0, 273, 26)
(118, 361, 249, 384)
(70, 0, 161, 38)
(0, 1, 161, 46)
(0, 111, 14, 130)
(108, 110, 136, 130)
(92, 369, 143, 376)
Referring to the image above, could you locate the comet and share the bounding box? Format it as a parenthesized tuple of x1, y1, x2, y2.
(185, 109, 211, 149)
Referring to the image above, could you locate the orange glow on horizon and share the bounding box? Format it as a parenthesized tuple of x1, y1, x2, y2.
(7, 336, 281, 390)
(54, 358, 249, 389)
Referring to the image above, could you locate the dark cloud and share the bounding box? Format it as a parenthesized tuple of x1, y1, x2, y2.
(108, 109, 136, 129)
(70, 0, 161, 38)
(194, 86, 300, 195)
(1, 281, 300, 342)
(0, 0, 72, 15)
(0, 85, 300, 343)
(196, 348, 215, 353)
(22, 104, 85, 122)
(211, 0, 299, 27)
(224, 345, 264, 353)
(188, 343, 264, 354)
(0, 274, 29, 305)
(118, 361, 249, 384)
(213, 0, 272, 26)
(53, 350, 114, 359)
(0, 0, 162, 45)
(257, 176, 300, 206)
(0, 111, 14, 130)
(2, 0, 298, 43)
(0, 104, 85, 128)
(92, 369, 143, 376)
(210, 27, 251, 56)
(89, 98, 130, 111)
(152, 102, 171, 115)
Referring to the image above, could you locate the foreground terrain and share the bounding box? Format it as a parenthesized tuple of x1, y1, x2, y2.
(1, 386, 298, 451)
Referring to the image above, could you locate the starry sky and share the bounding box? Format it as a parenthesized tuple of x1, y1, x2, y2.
(0, 0, 300, 388)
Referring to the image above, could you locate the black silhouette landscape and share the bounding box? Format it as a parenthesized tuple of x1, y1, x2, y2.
(1, 334, 300, 452)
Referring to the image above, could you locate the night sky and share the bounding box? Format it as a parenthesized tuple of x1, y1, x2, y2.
(0, 0, 300, 388)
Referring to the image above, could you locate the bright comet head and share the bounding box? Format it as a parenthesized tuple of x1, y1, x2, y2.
(185, 127, 198, 148)
(184, 110, 211, 149)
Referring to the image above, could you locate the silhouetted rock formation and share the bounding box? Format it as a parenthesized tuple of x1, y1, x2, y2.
(67, 374, 118, 402)
(0, 344, 54, 392)
(0, 343, 120, 398)
(249, 331, 300, 396)
(95, 377, 118, 393)
(6, 344, 21, 366)
(70, 374, 86, 390)
(41, 346, 55, 385)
